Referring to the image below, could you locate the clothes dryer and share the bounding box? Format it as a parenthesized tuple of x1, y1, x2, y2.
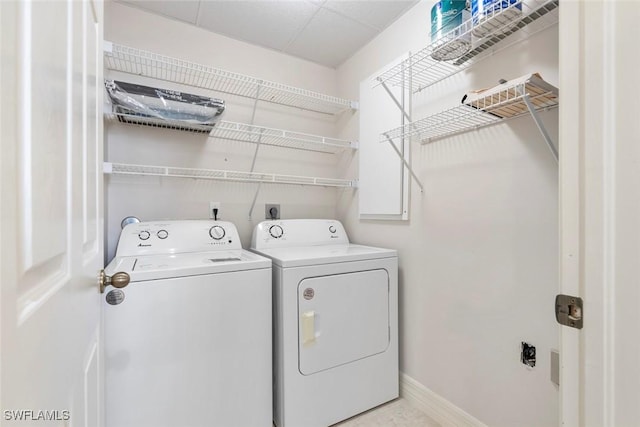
(251, 219, 398, 427)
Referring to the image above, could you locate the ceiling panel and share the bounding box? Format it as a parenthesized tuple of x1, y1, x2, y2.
(111, 0, 419, 68)
(285, 7, 377, 68)
(118, 0, 200, 24)
(322, 0, 417, 30)
(197, 0, 320, 52)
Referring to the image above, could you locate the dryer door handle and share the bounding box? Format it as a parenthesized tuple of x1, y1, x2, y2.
(301, 311, 316, 346)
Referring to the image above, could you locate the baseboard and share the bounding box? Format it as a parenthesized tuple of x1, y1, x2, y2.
(400, 373, 488, 427)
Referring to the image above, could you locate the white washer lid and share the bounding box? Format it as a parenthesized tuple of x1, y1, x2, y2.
(104, 249, 270, 282)
(251, 244, 396, 268)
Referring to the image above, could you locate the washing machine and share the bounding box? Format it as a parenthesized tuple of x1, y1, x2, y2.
(251, 219, 398, 427)
(103, 220, 272, 427)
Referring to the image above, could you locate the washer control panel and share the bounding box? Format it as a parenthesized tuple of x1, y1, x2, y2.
(116, 220, 242, 257)
(209, 225, 226, 240)
(251, 219, 349, 249)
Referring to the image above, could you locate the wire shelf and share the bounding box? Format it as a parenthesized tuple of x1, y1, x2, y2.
(104, 111, 357, 154)
(104, 42, 357, 116)
(375, 0, 559, 92)
(383, 75, 558, 143)
(104, 162, 357, 188)
(209, 121, 357, 154)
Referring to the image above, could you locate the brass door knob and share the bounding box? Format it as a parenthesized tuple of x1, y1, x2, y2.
(99, 270, 130, 294)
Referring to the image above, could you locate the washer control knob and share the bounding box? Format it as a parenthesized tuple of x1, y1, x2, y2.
(269, 225, 284, 239)
(209, 225, 226, 240)
(157, 230, 168, 239)
(138, 231, 150, 240)
(329, 225, 337, 234)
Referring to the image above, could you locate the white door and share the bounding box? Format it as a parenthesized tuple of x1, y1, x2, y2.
(1, 1, 104, 426)
(559, 1, 640, 425)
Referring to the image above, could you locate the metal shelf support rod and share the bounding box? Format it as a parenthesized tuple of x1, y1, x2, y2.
(248, 182, 263, 220)
(248, 84, 264, 220)
(521, 93, 559, 162)
(380, 80, 410, 122)
(247, 132, 265, 220)
(383, 134, 424, 193)
(249, 83, 262, 126)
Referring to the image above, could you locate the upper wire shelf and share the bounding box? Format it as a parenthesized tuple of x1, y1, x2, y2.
(209, 121, 357, 154)
(383, 74, 558, 143)
(104, 162, 357, 188)
(104, 42, 358, 116)
(375, 0, 559, 93)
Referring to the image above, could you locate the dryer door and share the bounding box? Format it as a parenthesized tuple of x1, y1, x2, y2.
(298, 269, 389, 375)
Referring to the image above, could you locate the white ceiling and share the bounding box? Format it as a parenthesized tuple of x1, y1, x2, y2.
(114, 0, 419, 68)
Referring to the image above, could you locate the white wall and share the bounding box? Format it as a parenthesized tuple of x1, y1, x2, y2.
(336, 2, 559, 426)
(104, 2, 357, 260)
(105, 1, 559, 425)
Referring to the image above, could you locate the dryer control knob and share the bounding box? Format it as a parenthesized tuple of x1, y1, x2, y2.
(329, 225, 337, 234)
(209, 225, 226, 240)
(138, 231, 150, 240)
(269, 225, 284, 239)
(157, 230, 168, 239)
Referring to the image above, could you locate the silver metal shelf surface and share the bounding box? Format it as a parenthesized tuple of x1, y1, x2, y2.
(104, 162, 357, 188)
(209, 121, 357, 154)
(375, 0, 559, 93)
(106, 110, 214, 134)
(383, 75, 558, 143)
(104, 42, 357, 115)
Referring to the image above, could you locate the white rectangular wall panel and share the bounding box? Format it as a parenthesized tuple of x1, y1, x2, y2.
(358, 57, 409, 219)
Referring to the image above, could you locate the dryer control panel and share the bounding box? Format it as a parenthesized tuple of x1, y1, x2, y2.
(251, 219, 349, 249)
(116, 220, 242, 257)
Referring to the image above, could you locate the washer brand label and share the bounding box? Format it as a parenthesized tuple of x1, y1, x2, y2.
(106, 289, 125, 305)
(303, 288, 315, 300)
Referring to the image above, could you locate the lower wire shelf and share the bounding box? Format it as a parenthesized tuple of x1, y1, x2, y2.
(105, 112, 358, 154)
(383, 74, 559, 144)
(104, 162, 358, 188)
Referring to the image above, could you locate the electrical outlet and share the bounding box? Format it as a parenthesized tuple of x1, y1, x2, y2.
(209, 202, 221, 220)
(265, 204, 280, 220)
(521, 342, 536, 368)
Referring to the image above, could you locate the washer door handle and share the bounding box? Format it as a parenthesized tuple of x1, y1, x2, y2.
(99, 270, 130, 294)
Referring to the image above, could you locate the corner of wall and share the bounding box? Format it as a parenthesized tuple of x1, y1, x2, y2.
(400, 373, 488, 427)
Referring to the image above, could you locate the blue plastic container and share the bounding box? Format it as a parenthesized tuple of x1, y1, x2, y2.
(430, 0, 471, 61)
(471, 0, 522, 38)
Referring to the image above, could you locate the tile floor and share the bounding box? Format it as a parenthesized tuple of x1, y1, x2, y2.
(333, 398, 441, 427)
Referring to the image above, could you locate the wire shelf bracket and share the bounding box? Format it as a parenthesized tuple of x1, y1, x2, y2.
(383, 134, 424, 192)
(518, 89, 558, 162)
(377, 60, 424, 193)
(380, 81, 410, 122)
